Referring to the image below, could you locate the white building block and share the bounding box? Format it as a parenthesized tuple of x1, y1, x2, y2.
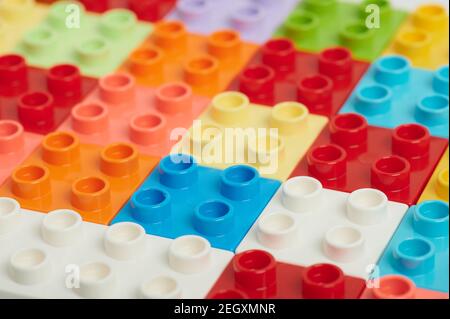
(236, 177, 409, 279)
(0, 198, 233, 299)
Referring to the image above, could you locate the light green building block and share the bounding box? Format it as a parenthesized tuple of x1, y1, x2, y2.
(275, 0, 407, 61)
(14, 1, 152, 77)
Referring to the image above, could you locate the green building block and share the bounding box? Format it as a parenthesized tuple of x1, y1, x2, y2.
(275, 0, 407, 61)
(14, 1, 152, 77)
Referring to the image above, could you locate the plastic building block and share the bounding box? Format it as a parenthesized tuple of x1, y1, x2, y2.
(275, 0, 407, 61)
(77, 0, 177, 22)
(173, 92, 328, 181)
(111, 154, 281, 252)
(119, 21, 259, 97)
(339, 55, 449, 138)
(0, 120, 42, 186)
(0, 0, 49, 54)
(388, 0, 449, 11)
(237, 176, 408, 279)
(0, 200, 233, 298)
(376, 200, 449, 293)
(166, 0, 300, 44)
(360, 275, 449, 299)
(290, 113, 449, 205)
(383, 4, 449, 69)
(0, 54, 97, 135)
(13, 1, 152, 77)
(206, 250, 366, 299)
(419, 149, 449, 203)
(227, 38, 370, 117)
(0, 131, 159, 224)
(58, 73, 210, 157)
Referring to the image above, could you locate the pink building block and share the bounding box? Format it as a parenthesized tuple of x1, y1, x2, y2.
(58, 73, 210, 157)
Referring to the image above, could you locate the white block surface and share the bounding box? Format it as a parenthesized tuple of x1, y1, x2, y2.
(236, 177, 409, 279)
(0, 199, 233, 299)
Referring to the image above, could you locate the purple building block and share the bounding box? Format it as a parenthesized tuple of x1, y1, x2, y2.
(166, 0, 300, 43)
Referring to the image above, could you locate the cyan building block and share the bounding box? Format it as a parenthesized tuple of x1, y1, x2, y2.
(111, 154, 281, 252)
(376, 200, 449, 293)
(340, 55, 449, 138)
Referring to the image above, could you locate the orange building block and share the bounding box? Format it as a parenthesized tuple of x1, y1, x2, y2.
(0, 131, 158, 224)
(119, 21, 259, 97)
(361, 275, 449, 299)
(0, 120, 42, 186)
(58, 73, 210, 157)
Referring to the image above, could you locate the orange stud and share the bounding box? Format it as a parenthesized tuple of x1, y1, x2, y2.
(71, 176, 111, 212)
(129, 113, 167, 146)
(128, 45, 165, 78)
(153, 21, 187, 53)
(99, 73, 136, 106)
(100, 143, 140, 178)
(183, 55, 219, 87)
(41, 131, 80, 166)
(11, 164, 51, 199)
(207, 29, 242, 60)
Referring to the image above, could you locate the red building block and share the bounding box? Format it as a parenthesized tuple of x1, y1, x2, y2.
(227, 38, 370, 117)
(290, 113, 449, 205)
(0, 54, 97, 135)
(0, 120, 42, 186)
(58, 73, 210, 157)
(361, 275, 449, 299)
(207, 250, 366, 299)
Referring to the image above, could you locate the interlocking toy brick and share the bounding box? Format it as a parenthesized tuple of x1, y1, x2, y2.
(173, 91, 328, 181)
(0, 120, 42, 186)
(0, 54, 97, 135)
(237, 176, 408, 279)
(0, 200, 233, 298)
(78, 0, 177, 22)
(419, 148, 449, 203)
(360, 275, 449, 299)
(339, 55, 449, 138)
(111, 154, 281, 252)
(119, 21, 258, 97)
(375, 200, 449, 293)
(227, 38, 370, 117)
(13, 1, 152, 77)
(206, 250, 366, 299)
(58, 73, 210, 157)
(275, 0, 407, 61)
(166, 0, 300, 44)
(383, 4, 449, 69)
(290, 113, 449, 205)
(0, 0, 49, 54)
(0, 131, 159, 224)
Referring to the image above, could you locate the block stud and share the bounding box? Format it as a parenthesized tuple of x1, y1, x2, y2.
(18, 91, 54, 131)
(77, 261, 117, 298)
(41, 209, 83, 247)
(239, 64, 275, 102)
(71, 176, 111, 212)
(104, 222, 146, 260)
(413, 200, 449, 238)
(71, 102, 109, 135)
(99, 73, 136, 106)
(47, 64, 82, 103)
(412, 4, 448, 31)
(415, 94, 449, 127)
(128, 46, 164, 78)
(372, 275, 416, 299)
(0, 197, 20, 235)
(155, 82, 193, 115)
(233, 250, 277, 292)
(0, 54, 28, 95)
(301, 263, 345, 299)
(100, 9, 137, 38)
(347, 188, 388, 225)
(220, 165, 260, 201)
(307, 144, 347, 182)
(100, 143, 139, 178)
(371, 155, 411, 194)
(12, 164, 51, 199)
(435, 168, 449, 201)
(193, 200, 234, 236)
(158, 154, 198, 189)
(131, 188, 171, 223)
(257, 213, 298, 249)
(355, 84, 392, 116)
(129, 113, 167, 146)
(319, 47, 352, 87)
(9, 248, 52, 285)
(42, 131, 80, 166)
(211, 92, 249, 125)
(0, 120, 24, 155)
(261, 38, 296, 72)
(230, 4, 266, 31)
(392, 124, 430, 168)
(394, 30, 431, 60)
(297, 74, 333, 113)
(153, 20, 187, 52)
(176, 0, 212, 23)
(270, 102, 309, 135)
(207, 30, 242, 60)
(281, 176, 323, 213)
(169, 235, 212, 274)
(432, 65, 449, 95)
(0, 0, 35, 21)
(323, 225, 365, 261)
(374, 55, 411, 86)
(183, 55, 219, 87)
(329, 113, 368, 151)
(393, 238, 435, 276)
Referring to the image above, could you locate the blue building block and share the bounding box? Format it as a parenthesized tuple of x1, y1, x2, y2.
(376, 200, 449, 293)
(339, 55, 449, 138)
(111, 154, 281, 252)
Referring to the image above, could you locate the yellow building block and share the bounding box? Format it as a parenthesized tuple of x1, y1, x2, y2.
(419, 148, 449, 203)
(384, 4, 449, 69)
(0, 0, 49, 54)
(172, 92, 328, 181)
